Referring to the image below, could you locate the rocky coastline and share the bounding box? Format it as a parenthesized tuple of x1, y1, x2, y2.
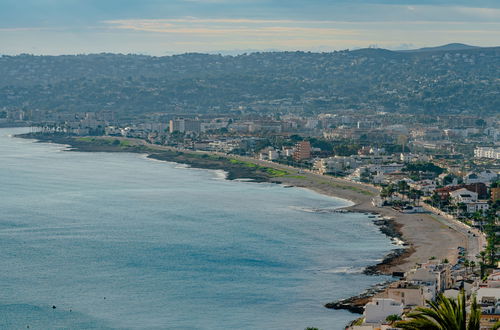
(324, 216, 411, 315)
(324, 280, 394, 314)
(17, 133, 277, 182)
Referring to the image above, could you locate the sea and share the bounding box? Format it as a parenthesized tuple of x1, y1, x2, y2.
(0, 127, 394, 330)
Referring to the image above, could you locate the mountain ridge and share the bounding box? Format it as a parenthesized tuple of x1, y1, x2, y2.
(0, 44, 498, 117)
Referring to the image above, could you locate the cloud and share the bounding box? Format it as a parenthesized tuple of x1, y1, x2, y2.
(2, 2, 500, 55)
(104, 18, 358, 37)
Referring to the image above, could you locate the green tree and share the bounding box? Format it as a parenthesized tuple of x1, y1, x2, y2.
(457, 202, 468, 216)
(386, 314, 402, 324)
(397, 180, 410, 199)
(381, 184, 396, 199)
(395, 291, 480, 330)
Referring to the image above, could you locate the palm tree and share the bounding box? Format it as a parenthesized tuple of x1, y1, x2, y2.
(463, 259, 470, 275)
(395, 291, 480, 329)
(478, 251, 487, 264)
(398, 180, 409, 199)
(386, 314, 402, 325)
(470, 261, 476, 274)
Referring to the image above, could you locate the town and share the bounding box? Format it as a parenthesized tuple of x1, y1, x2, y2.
(4, 107, 499, 328)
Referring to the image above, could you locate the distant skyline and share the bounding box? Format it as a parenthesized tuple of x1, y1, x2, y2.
(1, 0, 499, 55)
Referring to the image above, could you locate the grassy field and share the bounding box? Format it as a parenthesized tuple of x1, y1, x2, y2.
(229, 159, 289, 177)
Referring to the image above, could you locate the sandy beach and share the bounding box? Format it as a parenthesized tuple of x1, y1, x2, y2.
(231, 156, 473, 275)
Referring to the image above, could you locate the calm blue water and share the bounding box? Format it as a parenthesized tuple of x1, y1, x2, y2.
(0, 128, 394, 330)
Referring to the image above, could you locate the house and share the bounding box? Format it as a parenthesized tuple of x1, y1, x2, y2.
(409, 180, 436, 196)
(314, 156, 360, 175)
(435, 183, 488, 200)
(406, 262, 452, 294)
(368, 163, 405, 174)
(476, 287, 500, 330)
(387, 282, 426, 307)
(465, 202, 489, 214)
(364, 298, 404, 324)
(483, 271, 500, 288)
(463, 170, 498, 185)
(474, 147, 500, 160)
(268, 149, 280, 160)
(449, 188, 478, 203)
(449, 188, 490, 213)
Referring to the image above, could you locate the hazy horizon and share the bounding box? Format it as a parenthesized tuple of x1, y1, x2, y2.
(1, 0, 499, 55)
(1, 42, 498, 57)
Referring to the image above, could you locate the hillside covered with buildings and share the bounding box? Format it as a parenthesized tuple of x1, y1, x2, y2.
(0, 45, 499, 118)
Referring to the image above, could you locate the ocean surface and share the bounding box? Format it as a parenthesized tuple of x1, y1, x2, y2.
(0, 127, 394, 330)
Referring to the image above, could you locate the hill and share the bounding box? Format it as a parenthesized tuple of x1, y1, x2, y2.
(0, 45, 498, 117)
(402, 43, 480, 53)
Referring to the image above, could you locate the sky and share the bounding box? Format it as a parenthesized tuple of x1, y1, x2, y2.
(0, 0, 499, 55)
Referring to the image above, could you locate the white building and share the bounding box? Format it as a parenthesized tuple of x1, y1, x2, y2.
(474, 147, 500, 160)
(169, 118, 201, 134)
(368, 163, 405, 174)
(409, 180, 437, 196)
(315, 156, 360, 174)
(463, 170, 498, 184)
(465, 202, 490, 214)
(269, 149, 280, 160)
(449, 188, 478, 203)
(476, 287, 500, 316)
(364, 298, 403, 324)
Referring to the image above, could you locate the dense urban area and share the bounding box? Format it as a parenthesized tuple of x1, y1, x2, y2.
(2, 44, 499, 329)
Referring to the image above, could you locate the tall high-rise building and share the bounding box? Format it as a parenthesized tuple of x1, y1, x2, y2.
(169, 119, 201, 134)
(293, 141, 311, 161)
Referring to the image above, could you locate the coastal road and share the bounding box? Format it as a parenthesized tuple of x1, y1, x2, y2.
(421, 203, 486, 262)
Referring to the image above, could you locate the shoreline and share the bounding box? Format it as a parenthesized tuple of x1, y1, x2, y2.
(15, 132, 469, 315)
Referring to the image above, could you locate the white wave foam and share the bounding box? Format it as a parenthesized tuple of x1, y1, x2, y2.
(212, 170, 228, 180)
(321, 266, 365, 274)
(289, 206, 341, 214)
(392, 237, 406, 246)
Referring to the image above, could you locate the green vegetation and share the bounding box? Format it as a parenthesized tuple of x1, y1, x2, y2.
(76, 137, 132, 147)
(386, 314, 402, 322)
(396, 291, 480, 329)
(265, 168, 289, 177)
(229, 159, 289, 177)
(229, 159, 258, 167)
(403, 162, 445, 175)
(332, 143, 360, 156)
